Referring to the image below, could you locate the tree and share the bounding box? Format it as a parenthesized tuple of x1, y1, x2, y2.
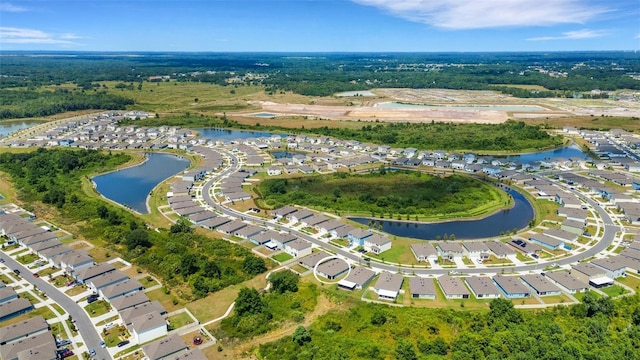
(487, 298, 522, 327)
(242, 256, 266, 275)
(180, 254, 199, 277)
(292, 326, 311, 346)
(269, 270, 299, 294)
(234, 287, 266, 317)
(370, 311, 387, 325)
(124, 229, 151, 250)
(418, 337, 448, 356)
(394, 340, 417, 360)
(170, 217, 193, 234)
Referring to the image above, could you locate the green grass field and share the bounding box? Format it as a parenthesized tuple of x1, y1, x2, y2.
(258, 172, 509, 222)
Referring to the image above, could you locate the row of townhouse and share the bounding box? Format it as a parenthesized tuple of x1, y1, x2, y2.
(410, 241, 517, 264)
(0, 316, 58, 360)
(272, 206, 393, 254)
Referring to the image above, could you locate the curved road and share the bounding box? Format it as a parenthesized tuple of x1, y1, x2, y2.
(202, 149, 618, 276)
(0, 253, 110, 360)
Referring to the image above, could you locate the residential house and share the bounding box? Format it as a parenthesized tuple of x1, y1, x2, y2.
(0, 315, 49, 346)
(0, 331, 56, 360)
(363, 234, 392, 254)
(571, 263, 612, 288)
(437, 275, 470, 299)
(216, 219, 247, 236)
(436, 242, 464, 260)
(486, 241, 516, 259)
(465, 276, 501, 299)
(520, 274, 562, 296)
(111, 292, 151, 312)
(120, 301, 166, 326)
(528, 233, 564, 250)
(130, 311, 168, 344)
(100, 279, 144, 301)
(74, 263, 115, 284)
(462, 242, 490, 260)
(373, 272, 404, 301)
(591, 258, 627, 279)
(544, 271, 588, 294)
(0, 298, 33, 322)
(348, 229, 373, 246)
(410, 243, 438, 263)
(316, 259, 350, 280)
(0, 287, 18, 305)
(86, 269, 129, 292)
(409, 277, 436, 300)
(142, 334, 189, 360)
(337, 267, 376, 291)
(283, 239, 313, 258)
(492, 275, 530, 298)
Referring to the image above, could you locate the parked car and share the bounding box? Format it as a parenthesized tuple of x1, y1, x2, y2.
(33, 273, 39, 278)
(89, 348, 96, 357)
(117, 340, 130, 347)
(13, 269, 20, 275)
(193, 336, 203, 345)
(87, 296, 99, 304)
(66, 280, 76, 287)
(56, 339, 72, 348)
(99, 341, 106, 348)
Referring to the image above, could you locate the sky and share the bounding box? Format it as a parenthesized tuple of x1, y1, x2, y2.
(0, 0, 639, 52)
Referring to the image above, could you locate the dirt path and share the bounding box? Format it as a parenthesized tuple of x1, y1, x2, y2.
(231, 294, 339, 359)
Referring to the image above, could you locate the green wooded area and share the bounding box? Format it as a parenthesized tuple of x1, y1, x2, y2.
(258, 172, 502, 218)
(0, 149, 266, 299)
(0, 89, 134, 119)
(294, 120, 564, 152)
(257, 293, 640, 360)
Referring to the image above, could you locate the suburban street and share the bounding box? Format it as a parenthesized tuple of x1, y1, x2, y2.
(0, 252, 111, 360)
(199, 149, 619, 277)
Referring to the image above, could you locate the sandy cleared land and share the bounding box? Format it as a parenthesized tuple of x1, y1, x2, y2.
(236, 88, 640, 124)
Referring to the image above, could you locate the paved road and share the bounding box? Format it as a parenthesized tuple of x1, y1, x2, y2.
(201, 149, 618, 276)
(0, 253, 111, 360)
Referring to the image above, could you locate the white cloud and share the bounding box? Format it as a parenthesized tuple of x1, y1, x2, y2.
(527, 29, 609, 41)
(0, 27, 79, 45)
(0, 3, 28, 13)
(352, 0, 609, 29)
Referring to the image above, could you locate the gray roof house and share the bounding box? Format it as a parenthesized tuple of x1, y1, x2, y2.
(544, 271, 588, 294)
(492, 275, 530, 298)
(410, 243, 438, 262)
(373, 271, 404, 301)
(465, 276, 501, 299)
(520, 274, 562, 296)
(111, 292, 151, 312)
(0, 331, 55, 360)
(316, 259, 350, 280)
(142, 333, 189, 360)
(119, 300, 167, 325)
(0, 298, 33, 322)
(87, 269, 129, 291)
(74, 263, 115, 284)
(0, 287, 18, 305)
(100, 278, 144, 300)
(337, 267, 376, 291)
(409, 277, 436, 299)
(437, 275, 470, 299)
(0, 315, 49, 346)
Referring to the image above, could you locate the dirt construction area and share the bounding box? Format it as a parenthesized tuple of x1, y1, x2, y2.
(236, 88, 640, 124)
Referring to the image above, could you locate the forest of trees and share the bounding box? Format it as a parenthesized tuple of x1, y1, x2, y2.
(0, 89, 134, 119)
(257, 293, 640, 360)
(0, 148, 266, 298)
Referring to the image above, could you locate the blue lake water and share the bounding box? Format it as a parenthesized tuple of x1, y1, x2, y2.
(376, 102, 545, 112)
(350, 188, 534, 240)
(504, 144, 588, 162)
(250, 112, 277, 118)
(271, 151, 305, 159)
(197, 128, 285, 141)
(0, 120, 43, 138)
(93, 153, 189, 213)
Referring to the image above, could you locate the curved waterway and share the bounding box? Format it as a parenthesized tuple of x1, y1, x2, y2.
(93, 153, 189, 213)
(0, 120, 43, 138)
(350, 188, 534, 240)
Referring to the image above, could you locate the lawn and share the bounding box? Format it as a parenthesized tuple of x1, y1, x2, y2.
(52, 275, 73, 288)
(575, 291, 601, 302)
(65, 286, 87, 296)
(600, 284, 628, 298)
(290, 264, 309, 274)
(102, 325, 131, 347)
(84, 300, 112, 318)
(167, 312, 195, 331)
(258, 172, 509, 222)
(272, 252, 294, 263)
(16, 253, 37, 265)
(540, 293, 573, 305)
(617, 274, 640, 291)
(139, 275, 159, 289)
(146, 288, 185, 313)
